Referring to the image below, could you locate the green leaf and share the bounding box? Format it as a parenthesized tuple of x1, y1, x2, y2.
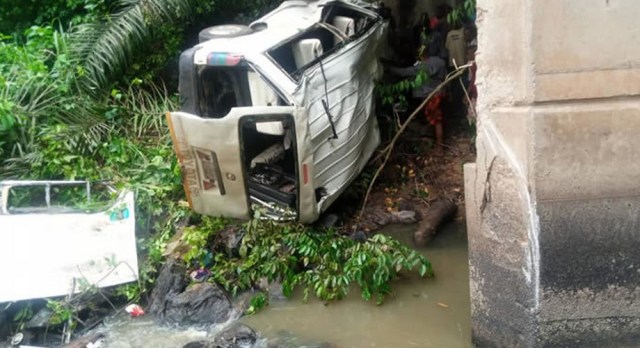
(239, 243, 248, 259)
(361, 287, 372, 301)
(419, 264, 428, 277)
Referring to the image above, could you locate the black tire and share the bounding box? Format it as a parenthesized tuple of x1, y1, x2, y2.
(198, 25, 253, 43)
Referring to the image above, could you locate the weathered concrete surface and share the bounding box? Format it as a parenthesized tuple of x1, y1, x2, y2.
(465, 157, 538, 348)
(532, 0, 640, 102)
(537, 197, 640, 348)
(466, 0, 640, 347)
(532, 102, 640, 201)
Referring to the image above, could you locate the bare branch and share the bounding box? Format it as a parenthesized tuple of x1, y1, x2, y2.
(357, 64, 472, 223)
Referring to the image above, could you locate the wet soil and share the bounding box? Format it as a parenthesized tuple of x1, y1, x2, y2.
(340, 114, 476, 233)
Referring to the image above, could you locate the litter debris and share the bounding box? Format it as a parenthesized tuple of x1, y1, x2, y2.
(125, 304, 145, 317)
(189, 268, 211, 282)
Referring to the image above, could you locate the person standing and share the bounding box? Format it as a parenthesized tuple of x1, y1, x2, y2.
(445, 21, 467, 68)
(388, 44, 447, 147)
(445, 20, 468, 118)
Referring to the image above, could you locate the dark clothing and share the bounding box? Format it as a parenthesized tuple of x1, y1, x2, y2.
(468, 62, 477, 99)
(427, 30, 447, 61)
(389, 56, 446, 99)
(413, 25, 447, 62)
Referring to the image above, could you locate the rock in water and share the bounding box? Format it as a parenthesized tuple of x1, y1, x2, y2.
(182, 323, 257, 348)
(256, 277, 286, 301)
(148, 258, 188, 317)
(164, 283, 233, 325)
(149, 259, 234, 325)
(214, 323, 258, 348)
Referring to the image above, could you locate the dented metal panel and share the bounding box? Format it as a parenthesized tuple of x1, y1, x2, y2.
(291, 20, 385, 213)
(0, 181, 139, 302)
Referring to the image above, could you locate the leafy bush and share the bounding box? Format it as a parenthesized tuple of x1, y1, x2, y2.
(0, 0, 108, 35)
(377, 68, 430, 108)
(184, 212, 433, 305)
(447, 0, 477, 26)
(181, 216, 228, 266)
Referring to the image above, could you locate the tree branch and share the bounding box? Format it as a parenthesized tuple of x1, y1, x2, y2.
(358, 64, 472, 223)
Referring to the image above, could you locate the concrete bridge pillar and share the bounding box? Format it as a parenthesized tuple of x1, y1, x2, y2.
(464, 0, 640, 347)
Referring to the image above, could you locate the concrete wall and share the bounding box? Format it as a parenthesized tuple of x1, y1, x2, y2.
(465, 0, 640, 347)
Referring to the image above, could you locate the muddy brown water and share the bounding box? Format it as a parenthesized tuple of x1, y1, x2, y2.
(97, 223, 471, 348)
(243, 223, 471, 348)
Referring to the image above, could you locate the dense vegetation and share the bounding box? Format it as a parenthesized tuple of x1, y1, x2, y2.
(183, 214, 432, 307)
(0, 0, 280, 296)
(0, 0, 439, 335)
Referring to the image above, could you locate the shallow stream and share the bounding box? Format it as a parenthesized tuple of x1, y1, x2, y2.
(97, 223, 471, 348)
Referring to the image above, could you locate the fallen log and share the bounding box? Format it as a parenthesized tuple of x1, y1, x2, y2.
(414, 198, 457, 246)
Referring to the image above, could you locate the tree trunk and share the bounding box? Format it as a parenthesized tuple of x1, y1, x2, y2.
(414, 198, 457, 246)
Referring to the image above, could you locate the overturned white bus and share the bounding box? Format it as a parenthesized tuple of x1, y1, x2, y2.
(167, 0, 388, 222)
